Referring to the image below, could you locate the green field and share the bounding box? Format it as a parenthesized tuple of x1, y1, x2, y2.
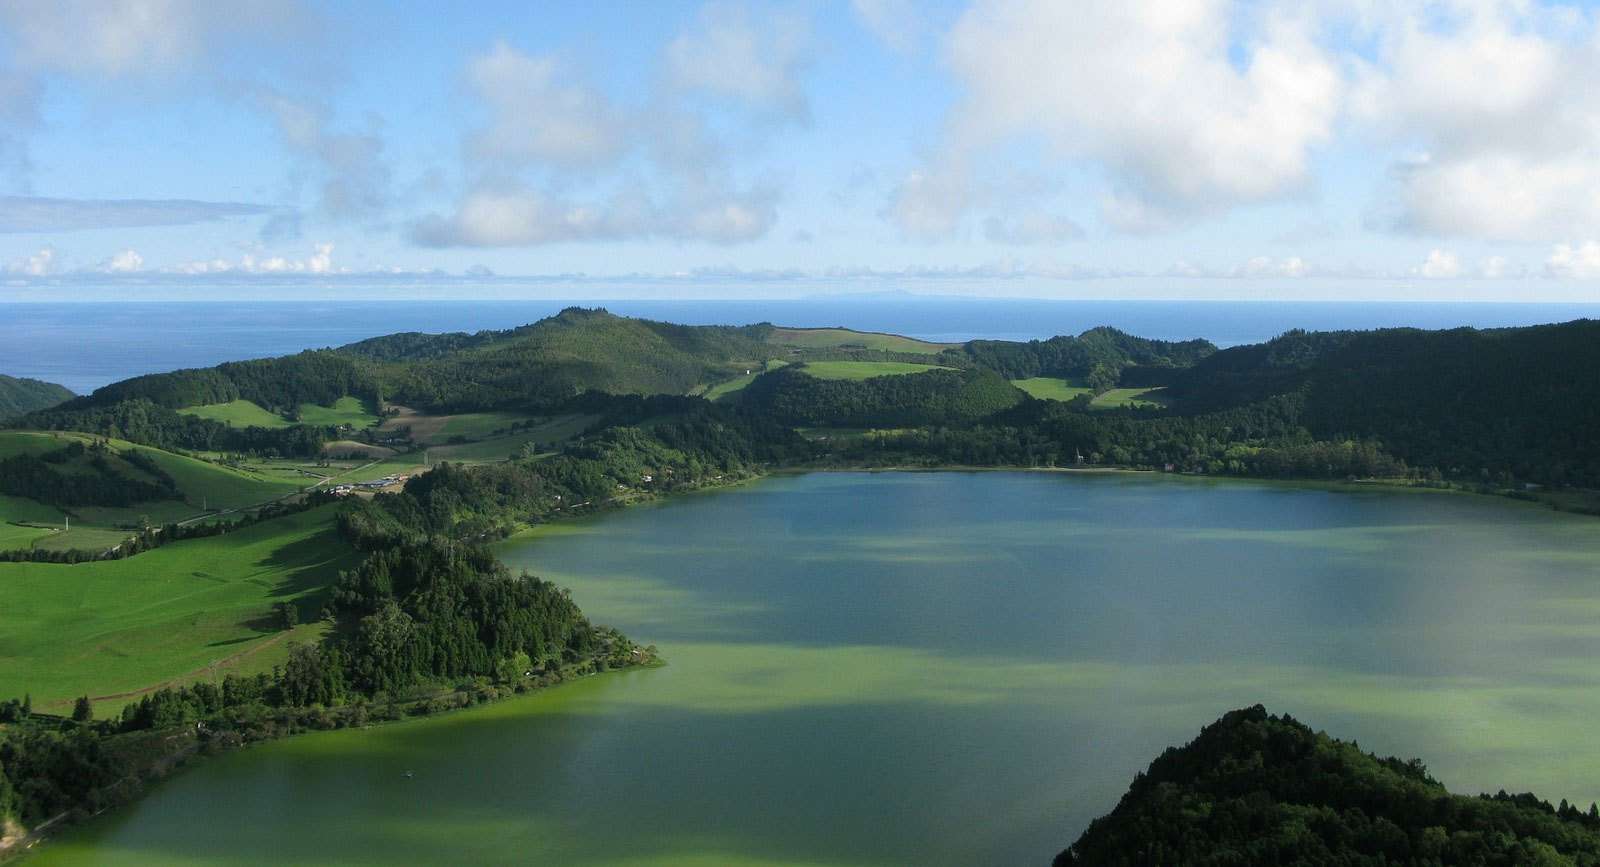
(0, 522, 54, 549)
(0, 506, 357, 710)
(177, 399, 291, 428)
(705, 360, 789, 401)
(799, 361, 955, 381)
(1090, 387, 1169, 409)
(424, 414, 600, 464)
(767, 327, 953, 355)
(1011, 377, 1094, 402)
(0, 432, 310, 553)
(296, 396, 378, 428)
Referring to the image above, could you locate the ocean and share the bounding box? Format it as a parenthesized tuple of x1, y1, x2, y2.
(3, 298, 1597, 394)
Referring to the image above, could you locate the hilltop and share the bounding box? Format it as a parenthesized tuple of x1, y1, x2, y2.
(1058, 706, 1600, 865)
(0, 374, 72, 421)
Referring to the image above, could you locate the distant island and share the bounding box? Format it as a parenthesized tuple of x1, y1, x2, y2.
(3, 308, 1599, 858)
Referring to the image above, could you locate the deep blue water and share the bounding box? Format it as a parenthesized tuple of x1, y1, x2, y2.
(3, 298, 1596, 394)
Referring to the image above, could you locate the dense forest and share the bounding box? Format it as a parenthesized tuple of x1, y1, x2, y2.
(1057, 705, 1600, 865)
(0, 440, 179, 508)
(18, 398, 335, 456)
(0, 374, 72, 421)
(737, 365, 1026, 428)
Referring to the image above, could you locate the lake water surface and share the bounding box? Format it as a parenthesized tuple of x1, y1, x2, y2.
(31, 472, 1600, 865)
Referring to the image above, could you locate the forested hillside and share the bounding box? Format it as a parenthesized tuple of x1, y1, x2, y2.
(738, 365, 1026, 428)
(1057, 706, 1600, 865)
(344, 308, 778, 410)
(0, 374, 72, 421)
(1165, 320, 1600, 486)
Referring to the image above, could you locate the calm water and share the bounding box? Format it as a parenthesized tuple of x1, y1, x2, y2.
(5, 299, 1598, 393)
(32, 472, 1600, 866)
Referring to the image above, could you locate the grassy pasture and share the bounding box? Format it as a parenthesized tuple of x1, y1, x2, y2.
(798, 360, 956, 381)
(178, 399, 291, 429)
(0, 522, 54, 549)
(1010, 377, 1094, 402)
(767, 327, 954, 355)
(425, 413, 600, 464)
(0, 432, 309, 553)
(123, 441, 305, 510)
(705, 360, 789, 401)
(0, 506, 356, 710)
(1090, 387, 1169, 410)
(296, 396, 378, 429)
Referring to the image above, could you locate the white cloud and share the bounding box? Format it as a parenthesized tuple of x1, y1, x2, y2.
(893, 0, 1341, 237)
(417, 9, 797, 249)
(0, 196, 269, 232)
(1235, 255, 1311, 279)
(1415, 248, 1462, 279)
(253, 89, 390, 223)
(466, 42, 628, 170)
(851, 0, 922, 54)
(5, 246, 54, 276)
(1354, 2, 1600, 240)
(172, 243, 340, 275)
(0, 0, 297, 77)
(982, 212, 1084, 245)
(665, 2, 811, 120)
(1479, 255, 1514, 279)
(1546, 241, 1600, 279)
(100, 248, 144, 273)
(410, 184, 776, 248)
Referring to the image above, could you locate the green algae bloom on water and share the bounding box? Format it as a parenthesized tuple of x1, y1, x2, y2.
(32, 472, 1600, 866)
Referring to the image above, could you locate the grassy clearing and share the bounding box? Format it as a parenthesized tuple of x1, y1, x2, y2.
(320, 439, 396, 459)
(1011, 377, 1094, 402)
(0, 522, 54, 549)
(1090, 387, 1169, 410)
(767, 327, 954, 355)
(124, 442, 305, 511)
(0, 492, 63, 524)
(177, 399, 291, 429)
(425, 414, 599, 464)
(798, 360, 955, 381)
(0, 432, 309, 554)
(296, 396, 377, 429)
(379, 407, 544, 446)
(705, 360, 789, 401)
(0, 505, 357, 710)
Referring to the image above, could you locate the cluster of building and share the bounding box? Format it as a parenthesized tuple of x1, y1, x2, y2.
(327, 474, 410, 496)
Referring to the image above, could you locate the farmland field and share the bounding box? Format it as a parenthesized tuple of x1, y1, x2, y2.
(425, 413, 598, 463)
(0, 506, 356, 711)
(296, 396, 378, 428)
(766, 327, 953, 355)
(177, 399, 291, 428)
(1010, 377, 1093, 402)
(1090, 386, 1168, 409)
(799, 360, 955, 381)
(705, 359, 789, 401)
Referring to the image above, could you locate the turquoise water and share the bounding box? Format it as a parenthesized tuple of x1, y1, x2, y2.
(31, 472, 1600, 865)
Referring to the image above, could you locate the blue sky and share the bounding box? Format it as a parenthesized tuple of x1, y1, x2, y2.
(3, 0, 1600, 300)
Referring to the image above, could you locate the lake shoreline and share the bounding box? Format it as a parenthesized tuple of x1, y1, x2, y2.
(0, 654, 661, 864)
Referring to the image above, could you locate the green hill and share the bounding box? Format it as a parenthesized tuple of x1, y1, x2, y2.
(1059, 705, 1600, 865)
(1165, 320, 1600, 486)
(0, 374, 72, 421)
(347, 307, 779, 410)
